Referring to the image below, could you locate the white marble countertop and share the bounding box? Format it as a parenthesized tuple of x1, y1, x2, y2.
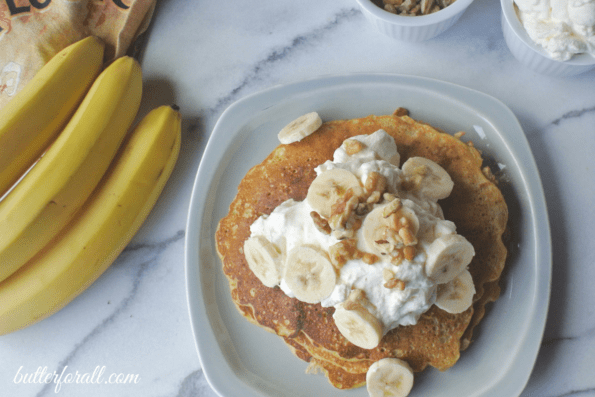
(1, 0, 594, 396)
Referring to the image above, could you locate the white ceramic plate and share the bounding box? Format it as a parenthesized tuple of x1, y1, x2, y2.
(185, 74, 551, 397)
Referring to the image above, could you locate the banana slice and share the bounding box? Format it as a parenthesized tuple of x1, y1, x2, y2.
(333, 290, 383, 349)
(306, 168, 363, 218)
(425, 234, 475, 284)
(277, 112, 322, 144)
(283, 245, 336, 304)
(361, 204, 392, 257)
(366, 358, 414, 397)
(243, 235, 283, 288)
(401, 157, 454, 201)
(361, 201, 420, 257)
(435, 269, 475, 314)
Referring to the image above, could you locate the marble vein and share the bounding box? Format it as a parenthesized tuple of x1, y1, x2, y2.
(541, 325, 595, 347)
(208, 7, 360, 116)
(555, 388, 595, 397)
(123, 229, 185, 253)
(32, 231, 185, 397)
(551, 105, 595, 126)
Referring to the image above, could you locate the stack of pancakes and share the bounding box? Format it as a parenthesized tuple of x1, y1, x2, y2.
(215, 111, 508, 389)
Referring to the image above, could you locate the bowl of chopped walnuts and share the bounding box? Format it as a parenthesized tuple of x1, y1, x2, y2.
(356, 0, 475, 41)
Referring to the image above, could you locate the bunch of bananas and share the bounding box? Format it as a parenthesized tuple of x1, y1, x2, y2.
(0, 36, 182, 335)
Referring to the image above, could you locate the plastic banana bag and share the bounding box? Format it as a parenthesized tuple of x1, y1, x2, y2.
(0, 0, 155, 110)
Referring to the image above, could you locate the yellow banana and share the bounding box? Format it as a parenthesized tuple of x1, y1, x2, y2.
(0, 56, 142, 283)
(0, 36, 105, 197)
(0, 105, 181, 335)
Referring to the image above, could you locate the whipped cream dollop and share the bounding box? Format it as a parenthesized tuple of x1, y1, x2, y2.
(514, 0, 595, 61)
(249, 130, 470, 336)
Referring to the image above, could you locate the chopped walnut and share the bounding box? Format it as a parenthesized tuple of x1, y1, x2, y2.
(364, 172, 388, 195)
(380, 0, 456, 15)
(362, 172, 388, 209)
(382, 198, 403, 218)
(330, 239, 379, 268)
(362, 252, 380, 264)
(310, 211, 331, 234)
(393, 107, 409, 117)
(399, 0, 414, 12)
(344, 139, 366, 155)
(351, 217, 363, 232)
(390, 250, 404, 264)
(403, 246, 416, 261)
(386, 213, 400, 230)
(330, 189, 356, 215)
(398, 227, 417, 246)
(379, 227, 404, 251)
(384, 278, 406, 290)
(420, 0, 434, 14)
(329, 193, 360, 239)
(329, 239, 358, 269)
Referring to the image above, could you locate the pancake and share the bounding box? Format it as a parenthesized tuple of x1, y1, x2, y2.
(214, 111, 508, 390)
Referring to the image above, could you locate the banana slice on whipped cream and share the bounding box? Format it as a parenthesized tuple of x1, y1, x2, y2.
(306, 168, 363, 218)
(361, 200, 420, 258)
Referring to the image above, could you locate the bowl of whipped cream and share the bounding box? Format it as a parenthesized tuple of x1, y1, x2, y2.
(501, 0, 595, 76)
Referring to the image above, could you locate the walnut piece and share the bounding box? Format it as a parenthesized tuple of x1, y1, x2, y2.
(364, 172, 388, 195)
(310, 211, 331, 234)
(344, 139, 366, 156)
(329, 239, 358, 269)
(393, 107, 409, 117)
(382, 198, 403, 218)
(329, 192, 360, 239)
(380, 0, 455, 15)
(384, 278, 406, 290)
(403, 246, 416, 261)
(329, 239, 380, 269)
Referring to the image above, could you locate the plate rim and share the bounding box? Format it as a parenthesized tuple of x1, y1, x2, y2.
(184, 72, 552, 397)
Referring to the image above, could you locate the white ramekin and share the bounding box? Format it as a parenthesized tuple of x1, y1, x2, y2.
(355, 0, 475, 42)
(500, 0, 595, 77)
